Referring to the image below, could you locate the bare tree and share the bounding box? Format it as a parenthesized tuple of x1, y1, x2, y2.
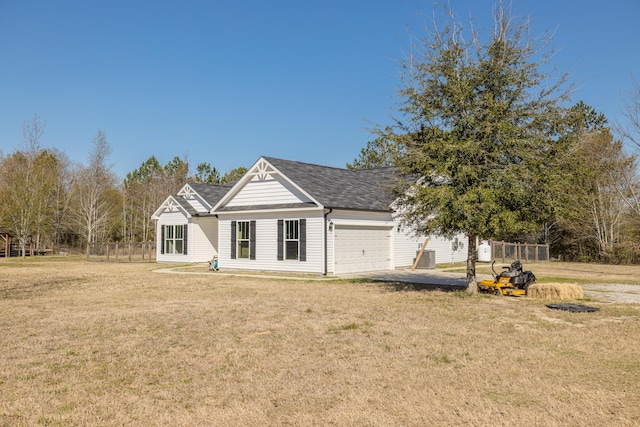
(619, 77, 640, 148)
(615, 77, 640, 220)
(70, 130, 118, 258)
(567, 130, 631, 257)
(49, 150, 73, 251)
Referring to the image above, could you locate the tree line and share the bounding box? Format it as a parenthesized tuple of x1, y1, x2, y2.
(0, 115, 246, 257)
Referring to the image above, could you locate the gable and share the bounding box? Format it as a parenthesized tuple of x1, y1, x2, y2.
(214, 158, 320, 212)
(151, 195, 193, 219)
(226, 174, 315, 207)
(177, 184, 212, 212)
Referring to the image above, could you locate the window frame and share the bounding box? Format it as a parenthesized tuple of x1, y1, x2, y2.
(162, 224, 187, 255)
(237, 220, 251, 259)
(278, 218, 306, 262)
(284, 219, 299, 260)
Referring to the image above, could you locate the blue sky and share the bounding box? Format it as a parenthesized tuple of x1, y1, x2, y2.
(1, 1, 639, 178)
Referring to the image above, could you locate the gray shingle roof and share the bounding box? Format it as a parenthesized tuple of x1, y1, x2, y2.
(172, 195, 199, 216)
(263, 157, 396, 212)
(187, 182, 234, 207)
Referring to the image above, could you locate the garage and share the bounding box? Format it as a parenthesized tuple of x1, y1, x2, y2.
(333, 225, 392, 274)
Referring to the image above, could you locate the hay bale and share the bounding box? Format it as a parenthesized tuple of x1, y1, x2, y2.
(527, 282, 584, 300)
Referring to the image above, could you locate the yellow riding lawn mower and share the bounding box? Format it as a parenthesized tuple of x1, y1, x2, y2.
(477, 260, 536, 296)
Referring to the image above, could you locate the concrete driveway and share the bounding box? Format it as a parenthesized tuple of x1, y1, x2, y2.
(345, 268, 640, 303)
(341, 268, 492, 291)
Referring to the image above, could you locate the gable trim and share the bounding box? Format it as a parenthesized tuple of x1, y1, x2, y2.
(177, 183, 213, 211)
(151, 195, 192, 219)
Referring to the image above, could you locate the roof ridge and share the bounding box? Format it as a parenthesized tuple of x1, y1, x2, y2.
(262, 156, 391, 173)
(188, 181, 234, 188)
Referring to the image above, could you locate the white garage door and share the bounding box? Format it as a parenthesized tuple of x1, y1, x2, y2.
(334, 226, 392, 274)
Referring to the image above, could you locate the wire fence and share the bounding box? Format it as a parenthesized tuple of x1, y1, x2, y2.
(5, 239, 549, 264)
(87, 242, 156, 262)
(491, 241, 550, 262)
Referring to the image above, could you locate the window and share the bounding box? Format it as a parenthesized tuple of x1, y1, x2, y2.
(231, 220, 255, 260)
(237, 221, 250, 259)
(162, 224, 187, 255)
(285, 220, 299, 260)
(278, 219, 306, 262)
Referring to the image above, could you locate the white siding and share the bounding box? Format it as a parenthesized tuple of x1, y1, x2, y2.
(155, 211, 221, 263)
(190, 216, 218, 262)
(394, 230, 468, 267)
(227, 175, 313, 207)
(218, 210, 325, 273)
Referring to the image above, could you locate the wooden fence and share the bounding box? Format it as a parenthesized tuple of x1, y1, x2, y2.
(490, 241, 550, 262)
(87, 242, 156, 262)
(0, 240, 51, 257)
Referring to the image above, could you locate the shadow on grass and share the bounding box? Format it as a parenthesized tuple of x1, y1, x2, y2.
(377, 280, 467, 293)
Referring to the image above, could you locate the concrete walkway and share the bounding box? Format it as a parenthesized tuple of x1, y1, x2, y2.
(154, 264, 480, 287)
(153, 265, 336, 281)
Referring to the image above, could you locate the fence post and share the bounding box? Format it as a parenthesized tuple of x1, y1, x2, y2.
(106, 243, 110, 261)
(128, 242, 132, 262)
(115, 242, 119, 261)
(490, 241, 549, 263)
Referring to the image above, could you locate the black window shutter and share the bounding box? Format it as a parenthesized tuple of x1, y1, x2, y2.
(183, 224, 188, 255)
(250, 220, 256, 260)
(160, 225, 165, 254)
(299, 219, 306, 262)
(277, 220, 283, 261)
(231, 221, 236, 259)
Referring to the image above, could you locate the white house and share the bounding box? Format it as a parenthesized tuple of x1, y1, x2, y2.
(152, 156, 467, 274)
(151, 182, 233, 263)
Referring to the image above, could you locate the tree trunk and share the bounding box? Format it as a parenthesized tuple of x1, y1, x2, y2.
(466, 234, 478, 293)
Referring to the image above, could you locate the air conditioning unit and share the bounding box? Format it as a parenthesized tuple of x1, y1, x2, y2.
(415, 250, 436, 269)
